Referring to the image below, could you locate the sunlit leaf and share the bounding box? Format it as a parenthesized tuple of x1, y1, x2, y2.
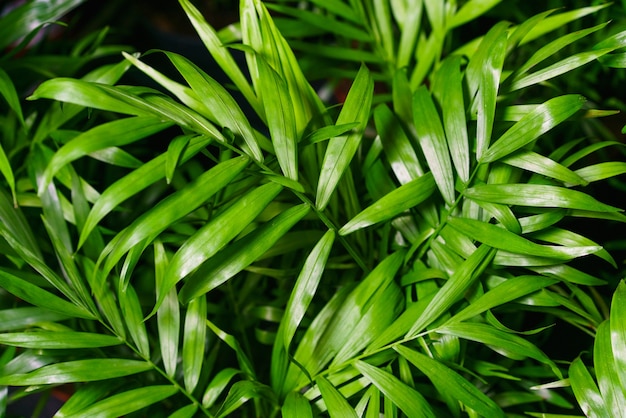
(0, 332, 120, 349)
(0, 359, 151, 385)
(394, 345, 504, 417)
(316, 64, 373, 210)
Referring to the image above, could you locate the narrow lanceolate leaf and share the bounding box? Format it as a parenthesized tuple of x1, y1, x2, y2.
(100, 156, 249, 276)
(412, 86, 455, 204)
(0, 359, 151, 385)
(160, 183, 282, 310)
(480, 95, 586, 163)
(394, 345, 504, 417)
(594, 320, 626, 416)
(575, 162, 626, 184)
(119, 285, 150, 358)
(476, 22, 508, 160)
(282, 391, 313, 418)
(215, 380, 272, 418)
(0, 332, 120, 349)
(316, 64, 373, 210)
(316, 376, 358, 418)
(501, 150, 587, 186)
(432, 56, 470, 183)
(354, 361, 435, 418)
(611, 281, 626, 393)
(447, 275, 558, 324)
(202, 368, 241, 409)
(0, 269, 94, 319)
(164, 51, 263, 163)
(257, 58, 298, 179)
(281, 230, 335, 350)
(179, 0, 259, 114)
(39, 116, 172, 194)
(406, 245, 496, 338)
(179, 204, 310, 303)
(183, 296, 207, 393)
(78, 134, 213, 248)
(509, 48, 617, 91)
(464, 183, 622, 212)
(339, 172, 436, 235)
(569, 357, 608, 418)
(0, 68, 24, 125)
(447, 217, 600, 260)
(62, 386, 177, 418)
(438, 322, 561, 377)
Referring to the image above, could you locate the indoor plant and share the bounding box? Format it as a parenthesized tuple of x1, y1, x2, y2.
(1, 0, 626, 416)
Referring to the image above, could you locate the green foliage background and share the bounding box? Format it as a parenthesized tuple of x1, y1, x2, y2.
(1, 0, 626, 417)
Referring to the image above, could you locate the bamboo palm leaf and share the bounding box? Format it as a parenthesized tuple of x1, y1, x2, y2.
(447, 217, 601, 260)
(354, 360, 436, 417)
(466, 183, 621, 212)
(183, 295, 207, 393)
(160, 182, 282, 308)
(178, 0, 260, 114)
(412, 86, 455, 204)
(61, 386, 178, 418)
(282, 391, 313, 418)
(179, 203, 309, 303)
(0, 359, 151, 385)
(256, 57, 298, 179)
(316, 64, 373, 210)
(394, 344, 504, 417)
(480, 95, 587, 163)
(405, 245, 496, 338)
(99, 156, 249, 279)
(340, 172, 435, 235)
(0, 332, 120, 349)
(432, 55, 470, 183)
(316, 375, 358, 418)
(203, 368, 241, 409)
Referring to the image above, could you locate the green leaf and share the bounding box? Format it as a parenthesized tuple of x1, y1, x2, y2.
(448, 217, 600, 260)
(594, 320, 626, 414)
(281, 230, 335, 351)
(39, 116, 172, 194)
(62, 385, 178, 418)
(394, 345, 504, 417)
(202, 368, 241, 408)
(438, 322, 562, 377)
(282, 391, 313, 418)
(340, 173, 436, 235)
(570, 357, 609, 418)
(164, 51, 264, 162)
(0, 359, 151, 385)
(179, 204, 310, 302)
(316, 375, 358, 418)
(78, 134, 213, 248)
(183, 295, 207, 393)
(611, 281, 626, 392)
(119, 285, 150, 357)
(161, 182, 282, 310)
(480, 95, 586, 163)
(501, 151, 587, 186)
(166, 134, 192, 184)
(256, 58, 299, 180)
(215, 380, 273, 418)
(447, 275, 558, 324)
(0, 68, 24, 126)
(316, 64, 374, 210)
(374, 104, 424, 184)
(412, 86, 455, 204)
(448, 0, 501, 29)
(0, 332, 120, 349)
(406, 245, 496, 338)
(179, 0, 260, 114)
(465, 183, 621, 212)
(0, 269, 94, 320)
(432, 55, 470, 183)
(99, 156, 249, 277)
(353, 360, 435, 418)
(0, 307, 69, 332)
(575, 162, 626, 184)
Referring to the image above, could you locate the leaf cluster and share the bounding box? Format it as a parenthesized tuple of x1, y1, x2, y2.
(1, 0, 626, 417)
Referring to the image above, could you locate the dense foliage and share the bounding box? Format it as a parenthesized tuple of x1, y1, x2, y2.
(1, 0, 626, 417)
